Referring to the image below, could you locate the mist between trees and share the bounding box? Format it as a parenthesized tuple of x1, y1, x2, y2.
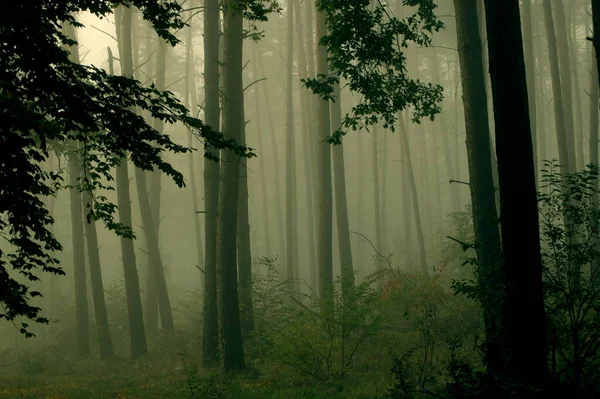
(1, 0, 600, 398)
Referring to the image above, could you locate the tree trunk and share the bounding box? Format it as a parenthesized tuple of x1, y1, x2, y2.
(453, 0, 504, 379)
(250, 45, 273, 257)
(83, 190, 113, 359)
(218, 0, 246, 371)
(398, 113, 427, 273)
(521, 0, 538, 183)
(316, 6, 334, 316)
(543, 0, 571, 177)
(590, 47, 600, 281)
(113, 7, 148, 360)
(64, 22, 90, 359)
(553, 0, 578, 171)
(237, 98, 254, 337)
(185, 7, 205, 291)
(69, 155, 90, 357)
(371, 124, 383, 280)
(285, 0, 298, 298)
(202, 0, 221, 367)
(293, 3, 318, 290)
(256, 51, 285, 260)
(483, 0, 549, 389)
(331, 82, 355, 300)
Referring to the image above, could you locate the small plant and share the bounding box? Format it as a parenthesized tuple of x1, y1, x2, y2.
(538, 161, 600, 393)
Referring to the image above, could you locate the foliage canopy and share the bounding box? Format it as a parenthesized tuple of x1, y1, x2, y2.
(0, 0, 250, 334)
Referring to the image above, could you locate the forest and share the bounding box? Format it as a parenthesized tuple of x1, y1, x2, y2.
(1, 0, 600, 397)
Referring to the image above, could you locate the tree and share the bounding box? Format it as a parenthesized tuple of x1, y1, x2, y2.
(483, 0, 549, 391)
(218, 0, 247, 371)
(202, 0, 221, 368)
(0, 0, 249, 336)
(453, 0, 504, 380)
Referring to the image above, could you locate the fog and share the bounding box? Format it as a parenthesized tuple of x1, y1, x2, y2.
(1, 0, 599, 398)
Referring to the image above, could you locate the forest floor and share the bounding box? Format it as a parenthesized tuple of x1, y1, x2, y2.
(0, 344, 389, 399)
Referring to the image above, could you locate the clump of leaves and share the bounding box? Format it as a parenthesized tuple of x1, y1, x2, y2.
(538, 160, 600, 391)
(0, 0, 253, 333)
(305, 0, 444, 143)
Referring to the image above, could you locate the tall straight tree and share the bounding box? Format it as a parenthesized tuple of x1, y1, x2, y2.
(331, 81, 355, 300)
(64, 22, 90, 358)
(521, 0, 538, 182)
(202, 0, 220, 368)
(453, 0, 504, 379)
(69, 152, 90, 357)
(184, 6, 205, 287)
(397, 112, 427, 273)
(83, 189, 114, 360)
(315, 5, 334, 317)
(218, 0, 246, 371)
(553, 0, 578, 170)
(483, 0, 549, 390)
(543, 0, 573, 176)
(293, 2, 318, 290)
(237, 87, 254, 336)
(114, 5, 148, 359)
(285, 0, 298, 297)
(543, 0, 576, 176)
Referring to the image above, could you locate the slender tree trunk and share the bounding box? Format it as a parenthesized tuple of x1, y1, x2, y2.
(134, 168, 174, 332)
(69, 154, 90, 357)
(483, 0, 549, 389)
(113, 7, 148, 359)
(64, 22, 90, 358)
(398, 112, 413, 269)
(185, 7, 205, 290)
(553, 0, 578, 171)
(431, 48, 459, 212)
(569, 11, 584, 168)
(82, 191, 113, 359)
(316, 6, 334, 316)
(250, 46, 273, 257)
(237, 97, 254, 337)
(285, 0, 297, 298)
(543, 0, 571, 177)
(398, 113, 427, 273)
(293, 3, 318, 290)
(202, 0, 220, 367)
(218, 0, 246, 371)
(590, 48, 600, 281)
(145, 29, 168, 336)
(453, 0, 504, 379)
(256, 51, 285, 260)
(371, 124, 383, 280)
(521, 0, 538, 183)
(331, 82, 355, 299)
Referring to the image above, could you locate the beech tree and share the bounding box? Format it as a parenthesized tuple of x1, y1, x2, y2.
(0, 0, 249, 337)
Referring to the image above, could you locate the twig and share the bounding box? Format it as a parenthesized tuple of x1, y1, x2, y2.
(449, 179, 470, 186)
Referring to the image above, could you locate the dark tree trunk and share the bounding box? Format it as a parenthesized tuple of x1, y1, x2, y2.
(83, 190, 114, 360)
(115, 5, 148, 360)
(453, 0, 504, 379)
(316, 6, 334, 317)
(331, 82, 355, 300)
(202, 0, 221, 368)
(483, 0, 549, 390)
(218, 0, 246, 371)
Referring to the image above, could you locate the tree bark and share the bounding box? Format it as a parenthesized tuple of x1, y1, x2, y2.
(202, 0, 221, 368)
(331, 82, 355, 300)
(483, 0, 549, 389)
(453, 0, 504, 379)
(316, 6, 334, 316)
(218, 0, 246, 371)
(83, 190, 113, 359)
(398, 113, 427, 273)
